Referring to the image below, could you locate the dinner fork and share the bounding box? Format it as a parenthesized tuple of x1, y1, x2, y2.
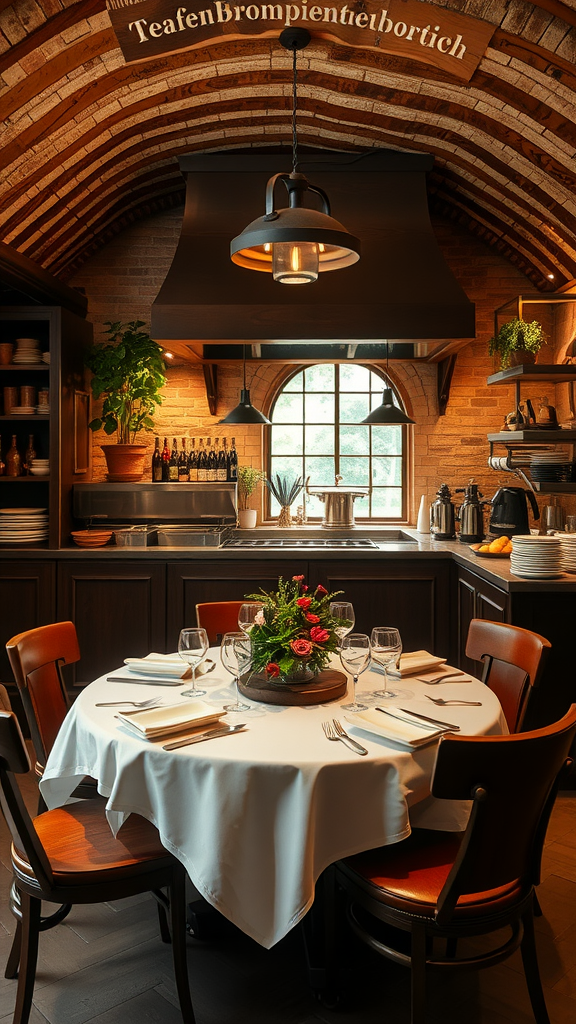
(425, 695, 482, 707)
(95, 697, 167, 709)
(322, 720, 368, 755)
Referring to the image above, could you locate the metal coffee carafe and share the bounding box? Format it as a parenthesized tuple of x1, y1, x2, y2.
(430, 483, 456, 540)
(489, 485, 540, 537)
(456, 481, 489, 544)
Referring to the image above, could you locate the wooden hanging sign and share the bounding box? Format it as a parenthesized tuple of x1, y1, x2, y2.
(106, 0, 495, 81)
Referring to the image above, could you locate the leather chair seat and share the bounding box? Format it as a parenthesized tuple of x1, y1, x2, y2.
(12, 798, 172, 886)
(341, 829, 523, 919)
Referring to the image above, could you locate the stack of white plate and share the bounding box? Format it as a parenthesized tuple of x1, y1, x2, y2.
(510, 535, 563, 579)
(10, 406, 36, 416)
(12, 338, 41, 364)
(29, 459, 49, 477)
(530, 448, 574, 483)
(554, 533, 576, 575)
(0, 507, 49, 544)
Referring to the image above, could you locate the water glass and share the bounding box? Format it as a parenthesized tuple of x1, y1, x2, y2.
(238, 602, 264, 633)
(340, 633, 371, 712)
(220, 632, 251, 713)
(370, 627, 403, 699)
(329, 601, 355, 644)
(177, 627, 209, 697)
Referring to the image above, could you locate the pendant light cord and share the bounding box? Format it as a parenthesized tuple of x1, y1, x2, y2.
(292, 44, 299, 173)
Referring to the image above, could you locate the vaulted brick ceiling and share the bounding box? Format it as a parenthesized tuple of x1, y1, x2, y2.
(1, 0, 576, 291)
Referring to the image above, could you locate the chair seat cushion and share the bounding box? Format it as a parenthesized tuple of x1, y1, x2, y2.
(12, 797, 172, 885)
(340, 829, 523, 919)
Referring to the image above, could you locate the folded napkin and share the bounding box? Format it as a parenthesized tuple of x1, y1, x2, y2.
(124, 654, 191, 679)
(345, 708, 445, 748)
(387, 650, 447, 678)
(117, 699, 225, 740)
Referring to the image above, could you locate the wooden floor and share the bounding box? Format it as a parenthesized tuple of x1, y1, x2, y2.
(0, 764, 575, 1024)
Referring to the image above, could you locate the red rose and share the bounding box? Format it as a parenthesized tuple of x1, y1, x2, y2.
(266, 662, 280, 678)
(316, 584, 328, 596)
(290, 638, 313, 657)
(292, 575, 305, 582)
(310, 626, 330, 643)
(301, 585, 309, 592)
(306, 612, 320, 623)
(297, 597, 312, 610)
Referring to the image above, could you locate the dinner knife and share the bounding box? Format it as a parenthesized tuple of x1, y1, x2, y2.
(375, 706, 460, 732)
(162, 724, 246, 750)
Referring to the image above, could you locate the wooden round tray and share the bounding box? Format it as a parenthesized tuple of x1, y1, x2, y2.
(238, 668, 347, 706)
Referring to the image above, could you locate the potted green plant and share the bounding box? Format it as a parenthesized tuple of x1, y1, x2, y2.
(86, 320, 166, 481)
(237, 466, 266, 528)
(488, 318, 545, 370)
(266, 473, 304, 528)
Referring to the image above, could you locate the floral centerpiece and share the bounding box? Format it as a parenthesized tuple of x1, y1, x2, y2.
(245, 575, 344, 683)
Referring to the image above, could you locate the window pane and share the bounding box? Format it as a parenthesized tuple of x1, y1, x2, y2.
(372, 456, 402, 486)
(305, 456, 335, 485)
(371, 488, 402, 516)
(305, 393, 334, 423)
(372, 425, 402, 456)
(339, 425, 369, 456)
(271, 425, 303, 455)
(340, 457, 369, 485)
(283, 371, 304, 392)
(369, 369, 387, 392)
(273, 393, 303, 423)
(304, 365, 334, 391)
(353, 493, 370, 517)
(306, 424, 335, 454)
(305, 493, 326, 519)
(340, 393, 369, 423)
(340, 364, 370, 391)
(270, 456, 303, 481)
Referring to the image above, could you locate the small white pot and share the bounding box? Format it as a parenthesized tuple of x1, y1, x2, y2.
(238, 509, 257, 529)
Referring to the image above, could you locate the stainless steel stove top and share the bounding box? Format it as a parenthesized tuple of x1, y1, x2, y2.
(223, 538, 377, 549)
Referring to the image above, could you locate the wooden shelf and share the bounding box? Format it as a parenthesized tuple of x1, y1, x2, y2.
(487, 364, 576, 386)
(0, 364, 49, 372)
(488, 430, 576, 443)
(0, 415, 49, 421)
(0, 477, 50, 483)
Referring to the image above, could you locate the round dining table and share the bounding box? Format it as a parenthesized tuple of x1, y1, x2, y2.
(40, 652, 506, 949)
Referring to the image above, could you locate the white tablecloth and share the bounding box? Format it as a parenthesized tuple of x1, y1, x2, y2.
(40, 653, 506, 948)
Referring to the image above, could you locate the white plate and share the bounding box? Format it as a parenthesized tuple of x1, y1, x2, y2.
(0, 508, 47, 514)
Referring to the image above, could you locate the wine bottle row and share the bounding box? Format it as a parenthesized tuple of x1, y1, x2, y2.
(151, 436, 238, 483)
(0, 433, 37, 477)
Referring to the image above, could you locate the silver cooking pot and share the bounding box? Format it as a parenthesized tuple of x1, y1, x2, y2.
(306, 477, 370, 529)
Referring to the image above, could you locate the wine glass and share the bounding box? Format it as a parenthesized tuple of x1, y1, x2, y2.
(370, 627, 410, 700)
(340, 633, 371, 712)
(220, 632, 251, 713)
(329, 602, 355, 645)
(238, 602, 264, 634)
(178, 627, 209, 697)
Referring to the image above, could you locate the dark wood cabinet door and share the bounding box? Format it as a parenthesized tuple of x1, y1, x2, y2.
(0, 562, 56, 686)
(167, 560, 307, 641)
(57, 562, 167, 684)
(308, 559, 452, 658)
(455, 566, 509, 677)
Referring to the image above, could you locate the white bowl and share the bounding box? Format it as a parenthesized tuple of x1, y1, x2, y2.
(29, 469, 50, 476)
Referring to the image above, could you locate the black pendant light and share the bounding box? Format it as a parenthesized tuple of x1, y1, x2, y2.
(230, 28, 361, 285)
(219, 346, 271, 425)
(362, 344, 415, 425)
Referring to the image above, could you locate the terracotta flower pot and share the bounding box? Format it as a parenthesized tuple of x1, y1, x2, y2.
(101, 444, 147, 482)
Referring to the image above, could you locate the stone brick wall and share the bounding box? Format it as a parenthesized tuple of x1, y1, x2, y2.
(70, 204, 576, 525)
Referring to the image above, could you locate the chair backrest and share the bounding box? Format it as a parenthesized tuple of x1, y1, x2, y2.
(195, 601, 244, 645)
(431, 704, 576, 924)
(465, 619, 551, 732)
(0, 710, 54, 892)
(6, 622, 80, 770)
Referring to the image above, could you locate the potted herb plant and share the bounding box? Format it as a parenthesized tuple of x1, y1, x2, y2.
(237, 466, 266, 528)
(266, 473, 304, 528)
(488, 318, 545, 370)
(86, 320, 166, 481)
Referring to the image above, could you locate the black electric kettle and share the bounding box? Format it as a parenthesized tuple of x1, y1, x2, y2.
(489, 486, 540, 537)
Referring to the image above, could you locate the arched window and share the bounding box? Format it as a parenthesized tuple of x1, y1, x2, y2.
(268, 364, 409, 521)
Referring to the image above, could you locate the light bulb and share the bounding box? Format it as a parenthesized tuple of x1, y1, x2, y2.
(272, 242, 319, 284)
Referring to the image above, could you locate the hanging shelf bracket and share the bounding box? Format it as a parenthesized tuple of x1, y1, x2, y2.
(437, 355, 457, 415)
(203, 363, 218, 416)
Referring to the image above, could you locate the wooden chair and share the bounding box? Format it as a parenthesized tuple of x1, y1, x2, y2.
(195, 601, 244, 645)
(334, 705, 576, 1024)
(6, 622, 96, 800)
(0, 710, 196, 1024)
(466, 619, 551, 732)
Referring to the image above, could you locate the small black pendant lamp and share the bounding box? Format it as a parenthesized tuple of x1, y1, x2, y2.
(230, 28, 361, 285)
(362, 344, 415, 425)
(219, 346, 271, 425)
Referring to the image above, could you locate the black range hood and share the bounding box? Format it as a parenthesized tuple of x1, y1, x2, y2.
(152, 150, 475, 345)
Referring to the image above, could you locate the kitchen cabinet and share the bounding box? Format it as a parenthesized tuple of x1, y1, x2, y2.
(57, 562, 167, 686)
(0, 307, 92, 547)
(309, 559, 453, 658)
(0, 561, 56, 720)
(166, 560, 305, 640)
(455, 565, 509, 676)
